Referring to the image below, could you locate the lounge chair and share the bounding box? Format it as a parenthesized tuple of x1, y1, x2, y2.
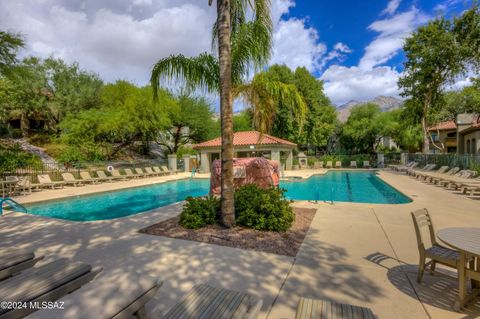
(144, 167, 158, 177)
(161, 166, 174, 175)
(407, 164, 436, 177)
(124, 168, 140, 179)
(0, 258, 101, 319)
(80, 172, 100, 184)
(428, 167, 460, 184)
(61, 173, 84, 187)
(296, 298, 374, 319)
(389, 161, 415, 171)
(313, 161, 323, 169)
(29, 270, 161, 319)
(164, 283, 262, 319)
(134, 168, 148, 178)
(350, 161, 357, 168)
(153, 166, 168, 176)
(325, 161, 333, 169)
(0, 249, 43, 281)
(363, 160, 370, 168)
(335, 161, 342, 168)
(37, 174, 64, 189)
(415, 166, 449, 181)
(14, 177, 38, 195)
(96, 170, 119, 182)
(111, 170, 129, 181)
(411, 209, 472, 283)
(460, 178, 480, 196)
(440, 170, 478, 190)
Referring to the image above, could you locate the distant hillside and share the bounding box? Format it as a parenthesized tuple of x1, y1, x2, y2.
(337, 96, 403, 122)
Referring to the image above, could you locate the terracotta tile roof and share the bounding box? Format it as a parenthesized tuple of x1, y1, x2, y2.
(193, 131, 297, 149)
(428, 120, 457, 131)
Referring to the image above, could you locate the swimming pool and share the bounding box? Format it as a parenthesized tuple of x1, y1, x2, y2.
(25, 171, 410, 221)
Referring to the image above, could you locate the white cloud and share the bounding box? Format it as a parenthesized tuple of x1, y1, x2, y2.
(271, 18, 327, 72)
(333, 42, 352, 53)
(381, 0, 401, 16)
(321, 65, 402, 105)
(359, 7, 429, 70)
(0, 0, 215, 84)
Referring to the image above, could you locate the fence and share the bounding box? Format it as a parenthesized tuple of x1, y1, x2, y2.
(0, 159, 168, 183)
(406, 153, 480, 170)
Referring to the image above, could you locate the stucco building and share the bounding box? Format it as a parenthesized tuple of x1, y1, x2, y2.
(193, 131, 297, 173)
(428, 114, 480, 154)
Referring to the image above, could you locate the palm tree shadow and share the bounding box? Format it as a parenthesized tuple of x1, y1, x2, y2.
(365, 252, 480, 318)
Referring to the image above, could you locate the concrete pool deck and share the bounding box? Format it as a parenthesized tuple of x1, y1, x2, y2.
(1, 170, 479, 318)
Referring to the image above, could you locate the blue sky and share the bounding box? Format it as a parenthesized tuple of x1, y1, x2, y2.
(0, 0, 474, 106)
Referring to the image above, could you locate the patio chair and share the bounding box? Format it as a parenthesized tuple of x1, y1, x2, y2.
(0, 249, 43, 281)
(335, 161, 342, 168)
(390, 161, 415, 171)
(14, 176, 38, 195)
(144, 167, 158, 177)
(313, 161, 324, 169)
(111, 170, 129, 181)
(29, 270, 161, 319)
(152, 166, 165, 175)
(134, 168, 148, 178)
(325, 161, 333, 169)
(428, 167, 460, 184)
(80, 172, 101, 184)
(437, 170, 476, 188)
(124, 168, 140, 179)
(161, 166, 174, 175)
(350, 161, 357, 168)
(164, 283, 262, 319)
(295, 298, 374, 319)
(411, 208, 471, 283)
(416, 166, 449, 182)
(37, 174, 64, 189)
(397, 161, 418, 172)
(459, 177, 480, 196)
(0, 258, 101, 319)
(96, 170, 119, 182)
(410, 164, 437, 178)
(363, 160, 370, 168)
(61, 173, 84, 187)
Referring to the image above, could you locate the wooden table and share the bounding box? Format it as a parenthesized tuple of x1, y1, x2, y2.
(438, 227, 480, 310)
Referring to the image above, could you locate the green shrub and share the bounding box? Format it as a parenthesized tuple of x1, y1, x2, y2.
(179, 195, 220, 229)
(234, 184, 294, 232)
(0, 143, 43, 174)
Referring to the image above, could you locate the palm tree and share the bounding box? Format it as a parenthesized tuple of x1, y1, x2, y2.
(151, 0, 305, 227)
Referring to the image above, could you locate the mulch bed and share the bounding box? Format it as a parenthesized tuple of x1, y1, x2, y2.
(139, 207, 316, 257)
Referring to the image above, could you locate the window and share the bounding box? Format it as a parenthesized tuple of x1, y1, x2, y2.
(466, 140, 470, 154)
(431, 133, 438, 142)
(472, 138, 477, 155)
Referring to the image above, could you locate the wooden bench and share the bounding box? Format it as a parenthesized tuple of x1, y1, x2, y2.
(164, 283, 262, 319)
(296, 298, 374, 319)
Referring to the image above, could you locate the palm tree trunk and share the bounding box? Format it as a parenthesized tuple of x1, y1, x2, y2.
(216, 0, 235, 227)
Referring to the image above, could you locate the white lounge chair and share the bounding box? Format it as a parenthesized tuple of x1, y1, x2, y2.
(61, 173, 83, 187)
(363, 160, 371, 168)
(350, 161, 357, 168)
(335, 161, 342, 168)
(325, 161, 333, 169)
(79, 172, 100, 184)
(111, 170, 129, 181)
(37, 174, 64, 189)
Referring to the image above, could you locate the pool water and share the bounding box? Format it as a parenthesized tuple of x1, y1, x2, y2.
(26, 171, 410, 221)
(281, 171, 411, 204)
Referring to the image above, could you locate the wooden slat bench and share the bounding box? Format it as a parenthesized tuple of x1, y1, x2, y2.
(164, 283, 262, 319)
(296, 298, 374, 319)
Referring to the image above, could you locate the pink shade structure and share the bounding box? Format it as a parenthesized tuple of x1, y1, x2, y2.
(210, 157, 280, 195)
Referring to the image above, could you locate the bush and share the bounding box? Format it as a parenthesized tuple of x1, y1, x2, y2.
(234, 184, 294, 232)
(0, 143, 43, 174)
(179, 195, 220, 229)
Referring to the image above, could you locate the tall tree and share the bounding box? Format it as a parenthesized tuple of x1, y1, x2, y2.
(158, 94, 216, 154)
(0, 31, 24, 74)
(399, 5, 480, 152)
(151, 0, 273, 228)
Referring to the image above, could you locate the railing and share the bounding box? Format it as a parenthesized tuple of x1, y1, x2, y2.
(0, 159, 168, 183)
(406, 153, 480, 170)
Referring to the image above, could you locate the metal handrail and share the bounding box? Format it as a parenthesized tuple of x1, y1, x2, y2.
(0, 197, 28, 215)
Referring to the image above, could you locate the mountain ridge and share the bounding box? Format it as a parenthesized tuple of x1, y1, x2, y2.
(336, 96, 403, 122)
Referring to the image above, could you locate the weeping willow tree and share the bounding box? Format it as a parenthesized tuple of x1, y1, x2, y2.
(151, 0, 305, 227)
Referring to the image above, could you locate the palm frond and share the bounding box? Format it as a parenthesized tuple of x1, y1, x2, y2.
(150, 53, 220, 98)
(236, 73, 307, 133)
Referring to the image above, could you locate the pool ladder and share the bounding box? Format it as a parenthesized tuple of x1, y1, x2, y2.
(314, 188, 334, 204)
(1, 198, 28, 216)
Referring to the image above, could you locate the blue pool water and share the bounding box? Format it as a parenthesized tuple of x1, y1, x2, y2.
(26, 171, 410, 221)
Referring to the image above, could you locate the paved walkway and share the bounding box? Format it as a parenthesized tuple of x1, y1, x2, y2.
(1, 170, 479, 318)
